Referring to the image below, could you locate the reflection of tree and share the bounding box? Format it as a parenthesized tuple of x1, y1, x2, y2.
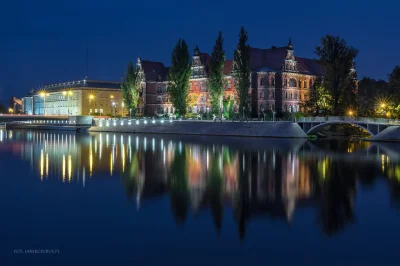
(207, 155, 224, 234)
(319, 161, 356, 235)
(233, 150, 250, 241)
(168, 148, 189, 225)
(120, 152, 140, 200)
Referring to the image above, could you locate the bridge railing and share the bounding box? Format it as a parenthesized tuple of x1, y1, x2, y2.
(296, 116, 400, 124)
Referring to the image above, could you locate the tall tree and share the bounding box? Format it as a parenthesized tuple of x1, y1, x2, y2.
(209, 31, 226, 117)
(389, 65, 400, 102)
(121, 62, 141, 115)
(233, 27, 251, 116)
(168, 39, 191, 116)
(315, 35, 358, 115)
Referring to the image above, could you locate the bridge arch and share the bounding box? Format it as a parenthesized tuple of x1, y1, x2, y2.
(306, 121, 374, 136)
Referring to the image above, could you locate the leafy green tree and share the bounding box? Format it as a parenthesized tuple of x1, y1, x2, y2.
(168, 39, 191, 116)
(302, 78, 332, 116)
(121, 62, 141, 115)
(209, 31, 226, 117)
(233, 27, 251, 116)
(315, 35, 358, 115)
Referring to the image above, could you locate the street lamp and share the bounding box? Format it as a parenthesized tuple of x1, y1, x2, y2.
(89, 94, 95, 115)
(63, 90, 73, 115)
(40, 92, 50, 115)
(112, 102, 117, 118)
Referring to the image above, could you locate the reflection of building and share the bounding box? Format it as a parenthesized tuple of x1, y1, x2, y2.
(22, 80, 122, 116)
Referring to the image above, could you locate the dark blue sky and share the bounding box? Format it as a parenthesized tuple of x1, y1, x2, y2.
(1, 0, 399, 100)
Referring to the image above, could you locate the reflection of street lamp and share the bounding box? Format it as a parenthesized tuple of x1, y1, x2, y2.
(40, 92, 50, 115)
(63, 91, 73, 115)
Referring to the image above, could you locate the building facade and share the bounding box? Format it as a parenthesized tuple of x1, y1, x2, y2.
(137, 40, 322, 117)
(250, 40, 323, 115)
(22, 80, 123, 116)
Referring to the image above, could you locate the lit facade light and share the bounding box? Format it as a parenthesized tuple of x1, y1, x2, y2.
(152, 120, 155, 124)
(136, 120, 139, 125)
(144, 120, 148, 124)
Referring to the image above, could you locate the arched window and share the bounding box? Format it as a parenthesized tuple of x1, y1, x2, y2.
(294, 92, 297, 99)
(285, 92, 288, 99)
(304, 80, 307, 88)
(289, 78, 296, 87)
(293, 105, 297, 113)
(260, 91, 265, 99)
(260, 77, 265, 86)
(157, 96, 162, 103)
(289, 92, 292, 99)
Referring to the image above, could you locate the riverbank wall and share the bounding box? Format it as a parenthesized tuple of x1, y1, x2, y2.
(89, 120, 308, 138)
(370, 126, 400, 142)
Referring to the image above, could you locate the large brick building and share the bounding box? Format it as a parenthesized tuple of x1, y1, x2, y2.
(249, 40, 323, 115)
(137, 40, 322, 117)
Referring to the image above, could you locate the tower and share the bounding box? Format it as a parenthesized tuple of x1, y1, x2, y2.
(283, 39, 298, 72)
(191, 46, 207, 78)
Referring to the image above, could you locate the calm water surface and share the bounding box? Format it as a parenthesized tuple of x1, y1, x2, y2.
(1, 129, 400, 266)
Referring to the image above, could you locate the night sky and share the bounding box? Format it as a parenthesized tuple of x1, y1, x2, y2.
(1, 0, 399, 100)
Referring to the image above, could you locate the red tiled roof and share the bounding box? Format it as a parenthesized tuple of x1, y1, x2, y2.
(249, 46, 322, 76)
(141, 60, 169, 81)
(223, 60, 233, 75)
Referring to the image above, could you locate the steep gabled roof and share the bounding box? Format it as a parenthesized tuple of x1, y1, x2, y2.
(141, 60, 169, 81)
(249, 46, 322, 76)
(223, 60, 234, 75)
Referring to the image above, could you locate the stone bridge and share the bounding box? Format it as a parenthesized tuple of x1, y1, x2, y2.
(296, 117, 400, 136)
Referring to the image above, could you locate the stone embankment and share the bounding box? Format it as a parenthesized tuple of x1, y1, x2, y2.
(370, 126, 400, 142)
(89, 120, 307, 138)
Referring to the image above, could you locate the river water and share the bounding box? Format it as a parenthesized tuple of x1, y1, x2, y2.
(1, 129, 400, 266)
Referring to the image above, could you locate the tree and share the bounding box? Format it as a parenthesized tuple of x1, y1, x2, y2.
(388, 65, 400, 102)
(315, 35, 358, 115)
(168, 39, 191, 116)
(357, 77, 389, 116)
(303, 78, 332, 116)
(209, 31, 226, 117)
(233, 27, 251, 116)
(121, 62, 141, 116)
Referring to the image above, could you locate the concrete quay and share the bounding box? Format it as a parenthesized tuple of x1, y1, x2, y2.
(89, 119, 308, 138)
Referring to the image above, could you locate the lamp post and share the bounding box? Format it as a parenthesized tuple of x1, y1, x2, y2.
(40, 92, 50, 115)
(89, 94, 95, 115)
(129, 108, 132, 119)
(63, 91, 73, 116)
(242, 106, 245, 120)
(112, 102, 117, 118)
(206, 107, 209, 120)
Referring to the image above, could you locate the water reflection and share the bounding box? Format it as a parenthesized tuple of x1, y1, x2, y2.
(1, 129, 400, 238)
